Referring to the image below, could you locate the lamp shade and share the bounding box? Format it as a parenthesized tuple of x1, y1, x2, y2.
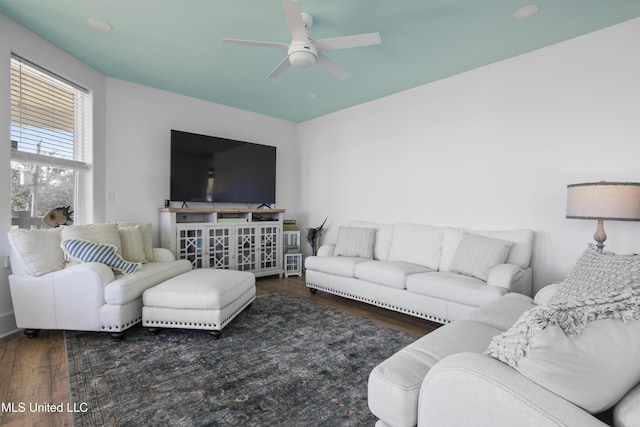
(566, 182, 640, 221)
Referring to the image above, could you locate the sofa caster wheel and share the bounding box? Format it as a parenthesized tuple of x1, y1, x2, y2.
(147, 328, 161, 335)
(24, 329, 40, 338)
(211, 330, 223, 340)
(309, 288, 317, 295)
(110, 332, 125, 342)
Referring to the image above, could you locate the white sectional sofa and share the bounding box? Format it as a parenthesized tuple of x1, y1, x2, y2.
(305, 221, 534, 324)
(7, 223, 192, 340)
(368, 244, 640, 427)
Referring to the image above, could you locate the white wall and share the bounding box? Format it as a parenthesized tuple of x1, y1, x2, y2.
(0, 14, 108, 337)
(104, 79, 300, 245)
(298, 17, 640, 294)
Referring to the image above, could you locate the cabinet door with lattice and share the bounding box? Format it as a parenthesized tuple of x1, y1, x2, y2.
(234, 225, 257, 271)
(206, 225, 232, 269)
(259, 224, 281, 272)
(176, 226, 205, 268)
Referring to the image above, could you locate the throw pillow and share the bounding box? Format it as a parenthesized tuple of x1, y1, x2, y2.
(550, 244, 640, 304)
(61, 223, 123, 255)
(449, 233, 513, 281)
(116, 222, 155, 262)
(7, 228, 65, 276)
(334, 226, 375, 259)
(61, 239, 141, 275)
(118, 225, 148, 263)
(485, 290, 640, 414)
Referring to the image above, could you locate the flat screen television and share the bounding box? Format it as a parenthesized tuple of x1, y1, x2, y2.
(170, 130, 276, 205)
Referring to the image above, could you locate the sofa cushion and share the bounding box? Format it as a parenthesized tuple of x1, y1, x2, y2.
(61, 239, 141, 275)
(462, 293, 534, 331)
(7, 228, 64, 277)
(440, 227, 534, 271)
(354, 261, 433, 289)
(368, 320, 503, 427)
(533, 283, 560, 305)
(449, 232, 513, 281)
(550, 244, 640, 304)
(304, 255, 367, 278)
(350, 221, 394, 260)
(118, 225, 148, 263)
(406, 271, 508, 307)
(334, 226, 375, 259)
(116, 222, 155, 262)
(104, 259, 192, 305)
(485, 290, 640, 414)
(61, 223, 123, 255)
(388, 223, 443, 270)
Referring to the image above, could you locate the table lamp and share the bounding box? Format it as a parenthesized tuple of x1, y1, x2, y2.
(566, 181, 640, 250)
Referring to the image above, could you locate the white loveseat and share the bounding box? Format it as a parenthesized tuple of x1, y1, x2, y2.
(368, 245, 640, 427)
(305, 221, 534, 324)
(7, 223, 192, 340)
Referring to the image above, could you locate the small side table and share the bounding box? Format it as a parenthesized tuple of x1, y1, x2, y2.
(284, 253, 303, 277)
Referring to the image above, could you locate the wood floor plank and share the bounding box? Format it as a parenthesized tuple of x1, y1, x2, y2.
(0, 274, 436, 426)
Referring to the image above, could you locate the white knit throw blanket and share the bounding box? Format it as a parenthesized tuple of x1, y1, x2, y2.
(485, 289, 640, 367)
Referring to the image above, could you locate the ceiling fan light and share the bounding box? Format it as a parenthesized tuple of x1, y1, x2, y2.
(288, 51, 316, 68)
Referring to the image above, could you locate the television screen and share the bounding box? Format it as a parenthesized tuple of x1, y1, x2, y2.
(170, 130, 276, 204)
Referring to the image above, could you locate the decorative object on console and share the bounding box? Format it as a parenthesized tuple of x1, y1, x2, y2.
(306, 217, 327, 256)
(42, 205, 73, 227)
(566, 181, 640, 250)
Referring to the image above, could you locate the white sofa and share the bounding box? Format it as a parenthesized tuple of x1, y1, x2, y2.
(7, 223, 192, 340)
(369, 245, 640, 427)
(305, 221, 534, 324)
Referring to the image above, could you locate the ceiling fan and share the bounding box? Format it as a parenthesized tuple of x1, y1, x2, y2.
(221, 0, 381, 80)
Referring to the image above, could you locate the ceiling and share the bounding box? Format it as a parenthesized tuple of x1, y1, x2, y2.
(1, 1, 640, 123)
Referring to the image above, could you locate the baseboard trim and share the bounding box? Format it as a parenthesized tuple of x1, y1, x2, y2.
(0, 311, 19, 338)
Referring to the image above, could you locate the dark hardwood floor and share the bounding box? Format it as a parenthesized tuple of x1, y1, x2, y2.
(0, 274, 438, 426)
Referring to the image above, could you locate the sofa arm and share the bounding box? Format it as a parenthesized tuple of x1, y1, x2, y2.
(316, 243, 336, 257)
(9, 262, 115, 330)
(487, 264, 532, 296)
(153, 247, 177, 262)
(533, 282, 561, 305)
(418, 352, 606, 427)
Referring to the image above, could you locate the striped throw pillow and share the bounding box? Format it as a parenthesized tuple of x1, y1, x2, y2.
(449, 232, 513, 281)
(61, 239, 141, 275)
(334, 226, 375, 259)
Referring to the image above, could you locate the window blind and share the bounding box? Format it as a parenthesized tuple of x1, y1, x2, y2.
(10, 55, 91, 171)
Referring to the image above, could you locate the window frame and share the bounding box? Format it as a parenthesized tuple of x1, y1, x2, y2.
(10, 54, 93, 227)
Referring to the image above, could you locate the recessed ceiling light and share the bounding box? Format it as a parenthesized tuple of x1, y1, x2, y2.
(88, 18, 113, 32)
(513, 5, 539, 20)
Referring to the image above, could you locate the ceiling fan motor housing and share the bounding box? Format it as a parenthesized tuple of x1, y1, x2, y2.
(288, 41, 317, 68)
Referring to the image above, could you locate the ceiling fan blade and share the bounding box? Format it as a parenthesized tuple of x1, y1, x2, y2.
(282, 0, 307, 42)
(266, 56, 291, 79)
(221, 38, 289, 49)
(316, 52, 350, 80)
(314, 32, 381, 51)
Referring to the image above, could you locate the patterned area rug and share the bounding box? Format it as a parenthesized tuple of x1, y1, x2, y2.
(65, 292, 416, 426)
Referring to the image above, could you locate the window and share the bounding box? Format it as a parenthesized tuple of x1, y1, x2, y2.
(10, 55, 92, 229)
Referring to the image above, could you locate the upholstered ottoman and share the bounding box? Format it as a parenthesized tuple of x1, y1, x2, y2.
(142, 268, 255, 338)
